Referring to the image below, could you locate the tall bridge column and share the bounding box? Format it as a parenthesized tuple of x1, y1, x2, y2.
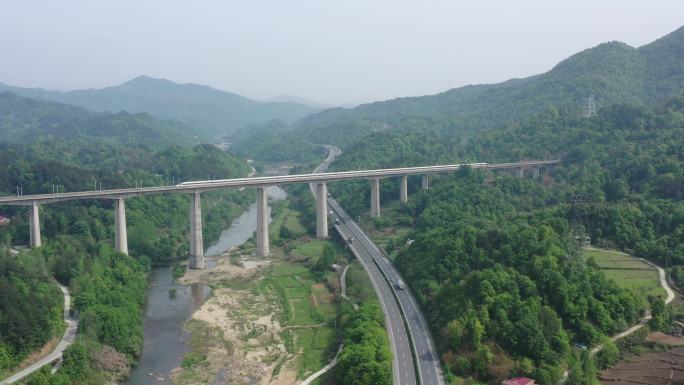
(370, 178, 381, 218)
(189, 191, 204, 269)
(517, 167, 524, 178)
(29, 201, 41, 248)
(316, 183, 328, 239)
(114, 198, 128, 255)
(421, 175, 429, 190)
(400, 175, 408, 204)
(256, 187, 270, 257)
(533, 167, 540, 178)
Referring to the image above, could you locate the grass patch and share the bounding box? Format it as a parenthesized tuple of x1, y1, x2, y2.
(293, 240, 330, 259)
(294, 326, 337, 378)
(583, 249, 665, 298)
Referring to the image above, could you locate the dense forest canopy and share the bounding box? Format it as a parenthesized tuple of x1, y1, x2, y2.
(324, 95, 684, 382)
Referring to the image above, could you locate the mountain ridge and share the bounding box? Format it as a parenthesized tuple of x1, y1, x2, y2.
(284, 26, 684, 147)
(0, 91, 197, 146)
(0, 76, 322, 138)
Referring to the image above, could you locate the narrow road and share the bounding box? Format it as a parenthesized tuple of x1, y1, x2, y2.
(585, 248, 675, 357)
(1, 283, 78, 385)
(299, 344, 344, 385)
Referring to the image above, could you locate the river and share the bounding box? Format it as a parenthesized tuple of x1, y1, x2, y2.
(124, 185, 287, 385)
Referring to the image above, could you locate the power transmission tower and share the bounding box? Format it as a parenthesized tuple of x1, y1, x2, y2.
(569, 193, 591, 253)
(583, 94, 597, 118)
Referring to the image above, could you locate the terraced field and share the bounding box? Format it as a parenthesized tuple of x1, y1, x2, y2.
(583, 248, 666, 298)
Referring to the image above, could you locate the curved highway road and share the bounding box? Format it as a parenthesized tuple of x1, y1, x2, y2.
(311, 145, 417, 385)
(312, 144, 443, 385)
(331, 199, 417, 385)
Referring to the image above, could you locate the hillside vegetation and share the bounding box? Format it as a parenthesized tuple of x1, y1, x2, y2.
(0, 76, 321, 138)
(0, 91, 200, 146)
(0, 125, 253, 383)
(236, 26, 684, 153)
(326, 95, 684, 383)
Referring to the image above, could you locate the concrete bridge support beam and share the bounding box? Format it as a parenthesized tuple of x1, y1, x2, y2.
(370, 178, 381, 218)
(400, 175, 408, 204)
(421, 175, 429, 190)
(256, 187, 270, 257)
(517, 167, 524, 178)
(29, 202, 41, 248)
(316, 183, 328, 239)
(533, 167, 540, 178)
(189, 191, 204, 269)
(114, 198, 128, 255)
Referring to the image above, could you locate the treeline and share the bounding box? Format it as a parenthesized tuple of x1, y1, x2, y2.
(0, 249, 63, 375)
(25, 238, 148, 384)
(229, 119, 326, 163)
(335, 303, 392, 385)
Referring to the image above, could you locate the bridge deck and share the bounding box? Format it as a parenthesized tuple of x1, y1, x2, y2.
(0, 160, 558, 205)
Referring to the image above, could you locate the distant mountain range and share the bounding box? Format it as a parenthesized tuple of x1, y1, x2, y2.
(260, 95, 333, 109)
(0, 91, 196, 146)
(0, 76, 323, 138)
(287, 25, 684, 147)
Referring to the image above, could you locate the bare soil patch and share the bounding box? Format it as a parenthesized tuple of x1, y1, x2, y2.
(647, 332, 684, 346)
(600, 347, 684, 385)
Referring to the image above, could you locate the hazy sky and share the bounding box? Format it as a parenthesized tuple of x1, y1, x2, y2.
(1, 1, 682, 105)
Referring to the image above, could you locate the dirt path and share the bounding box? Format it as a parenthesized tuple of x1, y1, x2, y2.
(587, 247, 675, 357)
(1, 283, 78, 385)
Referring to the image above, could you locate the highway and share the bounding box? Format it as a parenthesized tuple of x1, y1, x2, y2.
(312, 144, 443, 385)
(311, 145, 417, 385)
(330, 199, 417, 385)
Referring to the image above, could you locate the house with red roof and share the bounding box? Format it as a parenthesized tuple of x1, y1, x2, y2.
(502, 378, 535, 385)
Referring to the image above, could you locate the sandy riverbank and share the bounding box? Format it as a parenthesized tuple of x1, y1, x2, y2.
(173, 250, 301, 385)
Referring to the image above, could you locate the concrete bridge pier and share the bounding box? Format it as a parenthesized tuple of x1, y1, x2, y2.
(256, 187, 270, 257)
(189, 191, 204, 269)
(400, 175, 408, 204)
(114, 198, 128, 255)
(316, 183, 328, 238)
(370, 178, 381, 218)
(533, 167, 540, 178)
(517, 167, 524, 178)
(29, 201, 41, 248)
(421, 175, 429, 190)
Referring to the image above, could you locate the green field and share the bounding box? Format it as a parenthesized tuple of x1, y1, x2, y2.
(266, 259, 338, 378)
(583, 248, 665, 298)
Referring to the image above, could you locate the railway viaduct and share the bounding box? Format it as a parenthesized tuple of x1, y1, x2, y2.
(0, 160, 557, 269)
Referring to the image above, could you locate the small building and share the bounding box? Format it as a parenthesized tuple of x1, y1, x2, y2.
(503, 378, 535, 385)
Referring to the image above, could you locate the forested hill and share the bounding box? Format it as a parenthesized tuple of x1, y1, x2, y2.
(0, 91, 197, 146)
(0, 75, 322, 138)
(0, 136, 254, 382)
(288, 25, 684, 147)
(327, 96, 684, 383)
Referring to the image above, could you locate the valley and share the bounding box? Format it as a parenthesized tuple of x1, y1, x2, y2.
(2, 15, 684, 385)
